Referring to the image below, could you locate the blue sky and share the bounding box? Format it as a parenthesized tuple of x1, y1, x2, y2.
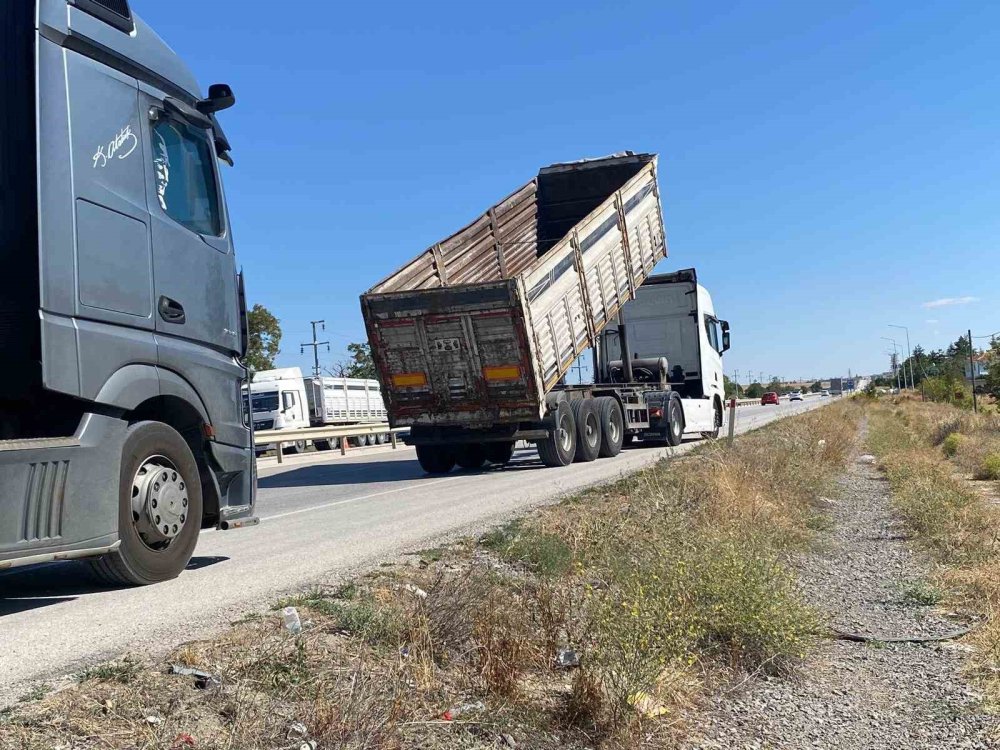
(136, 0, 999, 383)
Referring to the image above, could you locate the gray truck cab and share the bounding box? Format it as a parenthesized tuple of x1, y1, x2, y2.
(0, 0, 256, 584)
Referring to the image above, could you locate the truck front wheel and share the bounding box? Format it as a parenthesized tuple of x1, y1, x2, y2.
(702, 402, 723, 440)
(570, 399, 601, 462)
(666, 398, 684, 446)
(537, 400, 577, 467)
(597, 397, 624, 457)
(91, 421, 203, 586)
(282, 440, 306, 455)
(416, 444, 456, 474)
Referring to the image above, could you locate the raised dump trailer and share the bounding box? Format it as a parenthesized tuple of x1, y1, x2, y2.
(362, 153, 730, 472)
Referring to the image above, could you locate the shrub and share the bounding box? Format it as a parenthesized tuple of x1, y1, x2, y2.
(942, 432, 963, 457)
(976, 453, 1000, 481)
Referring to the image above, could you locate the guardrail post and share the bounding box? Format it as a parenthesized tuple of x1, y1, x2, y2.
(390, 432, 398, 449)
(276, 443, 284, 464)
(341, 437, 348, 456)
(727, 398, 737, 445)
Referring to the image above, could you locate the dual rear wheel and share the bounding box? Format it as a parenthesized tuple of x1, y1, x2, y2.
(538, 396, 624, 467)
(416, 440, 516, 475)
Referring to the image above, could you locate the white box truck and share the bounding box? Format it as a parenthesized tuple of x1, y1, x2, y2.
(246, 368, 391, 453)
(245, 368, 310, 454)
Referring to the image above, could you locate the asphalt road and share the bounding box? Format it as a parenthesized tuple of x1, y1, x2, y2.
(0, 394, 835, 704)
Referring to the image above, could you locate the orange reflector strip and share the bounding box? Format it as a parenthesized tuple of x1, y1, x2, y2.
(483, 365, 521, 382)
(392, 372, 428, 388)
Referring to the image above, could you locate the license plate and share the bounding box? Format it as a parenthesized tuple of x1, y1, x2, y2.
(433, 338, 461, 353)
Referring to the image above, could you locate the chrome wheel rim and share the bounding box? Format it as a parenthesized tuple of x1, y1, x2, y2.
(558, 414, 573, 452)
(131, 455, 189, 551)
(585, 413, 599, 446)
(608, 413, 620, 443)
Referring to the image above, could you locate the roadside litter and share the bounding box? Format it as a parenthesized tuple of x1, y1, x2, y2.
(170, 664, 222, 690)
(283, 606, 303, 634)
(441, 701, 485, 721)
(554, 648, 580, 668)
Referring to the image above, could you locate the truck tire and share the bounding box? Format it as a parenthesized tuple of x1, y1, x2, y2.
(702, 402, 723, 440)
(416, 444, 455, 474)
(596, 397, 624, 457)
(484, 441, 515, 466)
(537, 400, 577, 467)
(455, 443, 486, 469)
(570, 398, 601, 462)
(90, 421, 203, 586)
(282, 440, 306, 455)
(666, 397, 684, 447)
(314, 439, 332, 451)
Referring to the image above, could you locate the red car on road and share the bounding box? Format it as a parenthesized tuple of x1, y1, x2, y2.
(761, 392, 780, 405)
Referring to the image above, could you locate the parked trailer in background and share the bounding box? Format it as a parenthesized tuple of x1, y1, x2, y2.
(304, 377, 390, 449)
(362, 153, 731, 474)
(0, 0, 256, 584)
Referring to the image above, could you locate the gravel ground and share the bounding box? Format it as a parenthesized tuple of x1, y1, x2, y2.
(682, 448, 999, 749)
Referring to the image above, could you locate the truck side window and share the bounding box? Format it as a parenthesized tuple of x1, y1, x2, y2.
(705, 316, 722, 353)
(282, 392, 296, 410)
(151, 117, 222, 236)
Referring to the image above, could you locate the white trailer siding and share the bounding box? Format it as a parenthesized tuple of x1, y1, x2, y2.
(306, 377, 386, 425)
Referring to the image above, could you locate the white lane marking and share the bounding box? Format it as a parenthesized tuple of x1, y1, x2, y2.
(252, 475, 463, 526)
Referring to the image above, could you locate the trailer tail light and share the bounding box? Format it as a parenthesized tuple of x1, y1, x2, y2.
(392, 372, 428, 388)
(483, 365, 521, 382)
(650, 406, 663, 419)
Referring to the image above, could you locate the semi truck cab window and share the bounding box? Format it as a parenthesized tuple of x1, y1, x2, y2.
(705, 317, 723, 354)
(152, 118, 222, 236)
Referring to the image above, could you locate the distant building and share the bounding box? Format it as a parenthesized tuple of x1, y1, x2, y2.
(965, 353, 990, 381)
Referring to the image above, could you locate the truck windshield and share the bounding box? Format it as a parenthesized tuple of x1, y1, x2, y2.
(248, 392, 279, 414)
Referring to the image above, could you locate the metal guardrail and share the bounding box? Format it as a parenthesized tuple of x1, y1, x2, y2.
(254, 422, 407, 463)
(257, 395, 831, 464)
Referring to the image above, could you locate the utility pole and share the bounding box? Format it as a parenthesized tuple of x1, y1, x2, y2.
(889, 324, 913, 389)
(969, 329, 978, 413)
(571, 357, 586, 385)
(301, 319, 330, 379)
(882, 337, 902, 392)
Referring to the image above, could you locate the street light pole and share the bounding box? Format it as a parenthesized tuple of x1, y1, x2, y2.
(889, 324, 913, 389)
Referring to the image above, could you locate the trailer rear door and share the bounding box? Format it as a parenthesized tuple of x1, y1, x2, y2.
(363, 282, 541, 427)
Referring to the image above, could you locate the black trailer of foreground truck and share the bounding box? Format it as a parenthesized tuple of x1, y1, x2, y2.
(361, 153, 730, 473)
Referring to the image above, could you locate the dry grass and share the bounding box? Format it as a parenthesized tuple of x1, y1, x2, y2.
(0, 401, 862, 750)
(867, 397, 1000, 709)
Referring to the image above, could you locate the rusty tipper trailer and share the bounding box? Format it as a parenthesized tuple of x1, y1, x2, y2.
(361, 152, 714, 473)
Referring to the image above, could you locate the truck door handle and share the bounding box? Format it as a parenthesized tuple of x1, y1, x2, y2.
(158, 296, 186, 324)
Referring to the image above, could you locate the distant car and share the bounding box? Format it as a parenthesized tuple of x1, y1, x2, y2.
(761, 392, 780, 405)
(821, 389, 830, 397)
(789, 391, 804, 401)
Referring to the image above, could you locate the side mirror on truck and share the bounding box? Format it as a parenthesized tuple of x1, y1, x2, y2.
(721, 321, 731, 352)
(197, 83, 236, 114)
